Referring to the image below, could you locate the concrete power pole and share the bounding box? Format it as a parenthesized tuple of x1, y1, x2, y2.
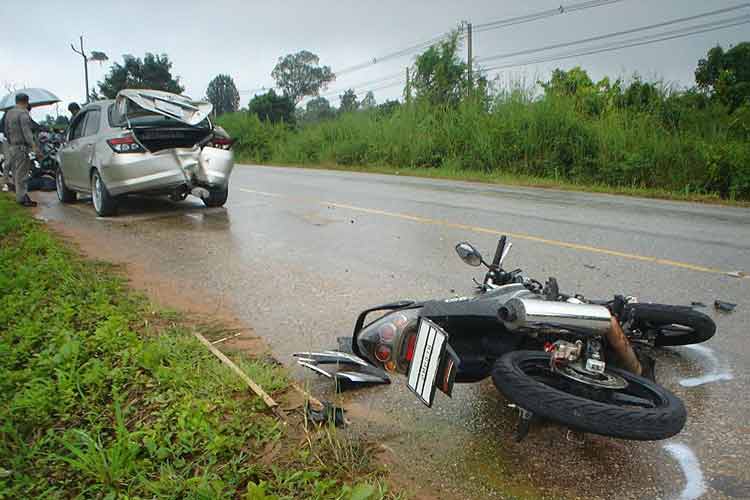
(467, 22, 473, 94)
(71, 36, 90, 103)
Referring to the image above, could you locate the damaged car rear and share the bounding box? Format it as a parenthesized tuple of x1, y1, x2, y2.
(56, 89, 234, 216)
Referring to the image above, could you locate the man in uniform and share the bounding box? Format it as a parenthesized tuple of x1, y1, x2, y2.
(3, 93, 41, 206)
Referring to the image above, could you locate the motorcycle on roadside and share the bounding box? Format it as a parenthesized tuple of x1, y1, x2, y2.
(296, 236, 715, 441)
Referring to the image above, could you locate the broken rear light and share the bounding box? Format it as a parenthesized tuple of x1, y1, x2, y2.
(107, 135, 145, 154)
(356, 308, 420, 374)
(208, 137, 234, 150)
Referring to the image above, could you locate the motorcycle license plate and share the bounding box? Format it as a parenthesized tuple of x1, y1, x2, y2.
(407, 318, 448, 407)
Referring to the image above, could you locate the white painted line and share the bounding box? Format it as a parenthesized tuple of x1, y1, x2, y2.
(663, 443, 707, 500)
(679, 345, 733, 388)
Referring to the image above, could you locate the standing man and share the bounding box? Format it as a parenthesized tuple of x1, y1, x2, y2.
(3, 93, 41, 207)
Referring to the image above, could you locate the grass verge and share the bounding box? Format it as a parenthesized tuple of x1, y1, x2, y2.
(0, 194, 401, 499)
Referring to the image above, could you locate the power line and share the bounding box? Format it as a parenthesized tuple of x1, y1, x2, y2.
(477, 3, 750, 64)
(333, 0, 627, 77)
(317, 72, 404, 99)
(473, 0, 625, 34)
(482, 14, 750, 72)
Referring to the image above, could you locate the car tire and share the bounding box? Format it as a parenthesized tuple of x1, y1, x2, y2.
(491, 350, 686, 441)
(202, 186, 229, 208)
(56, 168, 76, 203)
(91, 169, 118, 217)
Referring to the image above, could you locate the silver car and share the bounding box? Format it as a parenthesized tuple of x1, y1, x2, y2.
(56, 89, 234, 216)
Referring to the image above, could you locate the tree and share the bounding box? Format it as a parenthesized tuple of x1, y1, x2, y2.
(303, 97, 336, 123)
(247, 90, 295, 124)
(271, 50, 335, 103)
(206, 74, 240, 115)
(696, 43, 750, 111)
(97, 53, 184, 99)
(412, 32, 469, 106)
(359, 91, 376, 110)
(339, 89, 358, 113)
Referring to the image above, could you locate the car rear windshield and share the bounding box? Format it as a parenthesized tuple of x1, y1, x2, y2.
(108, 102, 210, 129)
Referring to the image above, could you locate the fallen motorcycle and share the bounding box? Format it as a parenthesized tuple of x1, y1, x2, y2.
(296, 236, 715, 441)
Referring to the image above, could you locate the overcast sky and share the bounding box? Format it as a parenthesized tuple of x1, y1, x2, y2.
(1, 0, 747, 119)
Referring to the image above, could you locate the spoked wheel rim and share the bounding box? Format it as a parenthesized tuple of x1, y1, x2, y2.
(517, 357, 667, 410)
(92, 174, 102, 213)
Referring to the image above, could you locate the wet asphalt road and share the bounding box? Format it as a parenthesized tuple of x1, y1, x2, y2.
(39, 165, 750, 499)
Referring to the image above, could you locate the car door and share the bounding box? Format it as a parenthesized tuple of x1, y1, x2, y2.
(77, 108, 101, 191)
(60, 111, 88, 189)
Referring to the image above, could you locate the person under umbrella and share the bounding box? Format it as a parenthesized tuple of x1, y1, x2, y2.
(3, 93, 41, 206)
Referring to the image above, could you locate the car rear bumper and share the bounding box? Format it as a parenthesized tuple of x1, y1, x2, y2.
(100, 146, 234, 196)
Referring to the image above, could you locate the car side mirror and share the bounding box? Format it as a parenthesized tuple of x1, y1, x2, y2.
(455, 242, 483, 267)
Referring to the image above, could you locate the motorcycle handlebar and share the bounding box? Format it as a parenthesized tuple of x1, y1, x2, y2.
(491, 236, 507, 268)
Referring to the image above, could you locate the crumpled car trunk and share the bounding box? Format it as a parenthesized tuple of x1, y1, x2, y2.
(115, 89, 215, 152)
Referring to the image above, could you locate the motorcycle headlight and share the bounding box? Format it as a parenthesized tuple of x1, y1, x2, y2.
(356, 308, 421, 374)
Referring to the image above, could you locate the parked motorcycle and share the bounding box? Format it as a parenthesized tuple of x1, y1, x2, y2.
(296, 236, 715, 441)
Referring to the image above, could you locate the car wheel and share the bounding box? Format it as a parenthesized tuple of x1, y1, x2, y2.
(202, 186, 229, 208)
(56, 168, 76, 203)
(91, 170, 118, 217)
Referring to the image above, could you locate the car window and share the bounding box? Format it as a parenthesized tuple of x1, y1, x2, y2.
(83, 109, 101, 136)
(69, 113, 87, 140)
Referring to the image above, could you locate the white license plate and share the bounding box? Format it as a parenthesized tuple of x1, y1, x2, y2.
(407, 318, 448, 407)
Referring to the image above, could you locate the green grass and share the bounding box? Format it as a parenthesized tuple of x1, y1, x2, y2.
(0, 195, 402, 499)
(219, 94, 750, 204)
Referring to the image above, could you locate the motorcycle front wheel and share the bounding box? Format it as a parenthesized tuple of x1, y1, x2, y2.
(624, 303, 716, 346)
(492, 351, 686, 440)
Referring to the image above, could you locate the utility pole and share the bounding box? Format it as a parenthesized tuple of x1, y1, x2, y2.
(70, 37, 107, 104)
(405, 67, 411, 105)
(466, 22, 473, 94)
(71, 36, 89, 103)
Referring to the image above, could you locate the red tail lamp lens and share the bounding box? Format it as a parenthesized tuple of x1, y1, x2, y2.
(405, 334, 417, 362)
(375, 344, 391, 362)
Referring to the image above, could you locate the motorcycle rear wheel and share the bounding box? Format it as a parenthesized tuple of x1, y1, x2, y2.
(492, 351, 686, 440)
(625, 303, 716, 346)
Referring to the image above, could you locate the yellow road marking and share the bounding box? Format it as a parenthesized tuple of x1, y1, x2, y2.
(238, 188, 743, 278)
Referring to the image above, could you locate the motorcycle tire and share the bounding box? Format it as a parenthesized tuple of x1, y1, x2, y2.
(624, 303, 715, 346)
(492, 351, 686, 441)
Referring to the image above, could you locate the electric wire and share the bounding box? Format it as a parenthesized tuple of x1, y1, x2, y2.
(477, 3, 750, 64)
(482, 14, 750, 72)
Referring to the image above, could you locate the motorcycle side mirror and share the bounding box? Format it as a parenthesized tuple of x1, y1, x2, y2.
(455, 242, 484, 267)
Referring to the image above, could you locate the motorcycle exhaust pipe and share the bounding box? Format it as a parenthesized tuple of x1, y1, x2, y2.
(498, 298, 642, 375)
(498, 298, 613, 335)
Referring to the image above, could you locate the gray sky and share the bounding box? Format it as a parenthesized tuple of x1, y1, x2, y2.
(1, 0, 748, 119)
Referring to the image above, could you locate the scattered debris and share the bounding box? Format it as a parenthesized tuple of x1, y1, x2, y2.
(725, 271, 746, 278)
(690, 301, 707, 308)
(714, 300, 736, 313)
(305, 400, 346, 427)
(583, 264, 598, 270)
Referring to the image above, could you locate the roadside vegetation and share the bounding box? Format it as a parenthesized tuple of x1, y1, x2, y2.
(0, 195, 399, 499)
(218, 37, 750, 202)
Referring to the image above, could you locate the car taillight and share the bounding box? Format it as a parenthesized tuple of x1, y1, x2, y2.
(208, 137, 234, 150)
(375, 344, 391, 362)
(107, 135, 145, 153)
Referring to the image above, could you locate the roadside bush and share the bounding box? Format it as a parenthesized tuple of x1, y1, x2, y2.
(224, 76, 750, 200)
